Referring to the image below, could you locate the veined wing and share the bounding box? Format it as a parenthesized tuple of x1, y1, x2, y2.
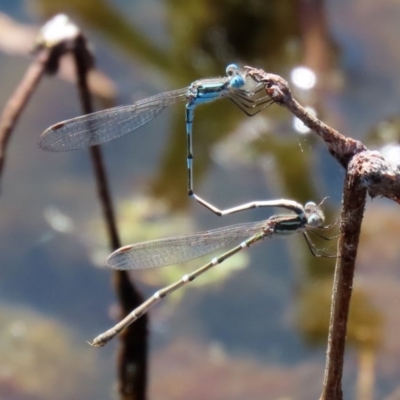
(106, 220, 268, 270)
(39, 88, 188, 151)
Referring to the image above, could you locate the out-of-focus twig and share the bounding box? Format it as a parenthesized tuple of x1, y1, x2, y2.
(36, 14, 148, 400)
(71, 30, 148, 399)
(0, 12, 115, 187)
(0, 47, 50, 183)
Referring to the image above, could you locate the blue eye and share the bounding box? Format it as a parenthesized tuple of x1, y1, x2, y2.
(230, 75, 245, 88)
(226, 64, 244, 88)
(226, 64, 239, 76)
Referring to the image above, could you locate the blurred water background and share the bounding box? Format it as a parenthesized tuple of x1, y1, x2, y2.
(1, 1, 400, 399)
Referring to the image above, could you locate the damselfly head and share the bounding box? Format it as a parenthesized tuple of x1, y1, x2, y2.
(304, 201, 325, 227)
(226, 64, 239, 76)
(226, 64, 245, 88)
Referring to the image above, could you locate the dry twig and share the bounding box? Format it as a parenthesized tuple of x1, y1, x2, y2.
(246, 66, 400, 400)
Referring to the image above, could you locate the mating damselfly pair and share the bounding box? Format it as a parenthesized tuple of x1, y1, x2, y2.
(39, 65, 337, 346)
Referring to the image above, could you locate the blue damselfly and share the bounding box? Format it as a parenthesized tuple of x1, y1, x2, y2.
(39, 65, 271, 214)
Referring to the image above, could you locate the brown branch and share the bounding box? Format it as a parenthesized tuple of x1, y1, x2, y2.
(244, 66, 400, 399)
(0, 47, 50, 183)
(0, 13, 150, 396)
(70, 26, 148, 400)
(245, 66, 367, 168)
(321, 156, 367, 400)
(245, 66, 400, 198)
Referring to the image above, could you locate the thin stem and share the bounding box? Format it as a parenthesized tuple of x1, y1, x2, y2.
(72, 34, 148, 400)
(0, 47, 51, 183)
(244, 67, 367, 168)
(320, 160, 367, 400)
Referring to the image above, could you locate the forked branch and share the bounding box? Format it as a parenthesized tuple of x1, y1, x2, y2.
(244, 66, 400, 400)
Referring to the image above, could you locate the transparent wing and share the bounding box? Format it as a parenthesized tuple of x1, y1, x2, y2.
(39, 88, 188, 151)
(106, 220, 269, 270)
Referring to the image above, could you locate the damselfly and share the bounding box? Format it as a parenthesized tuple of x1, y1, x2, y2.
(90, 198, 336, 347)
(39, 65, 272, 214)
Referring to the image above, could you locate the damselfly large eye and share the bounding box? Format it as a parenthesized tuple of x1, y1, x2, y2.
(226, 64, 239, 76)
(307, 212, 323, 227)
(230, 75, 245, 88)
(304, 201, 316, 210)
(305, 201, 325, 227)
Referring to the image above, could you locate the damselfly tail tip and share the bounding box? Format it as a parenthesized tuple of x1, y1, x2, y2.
(87, 338, 105, 348)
